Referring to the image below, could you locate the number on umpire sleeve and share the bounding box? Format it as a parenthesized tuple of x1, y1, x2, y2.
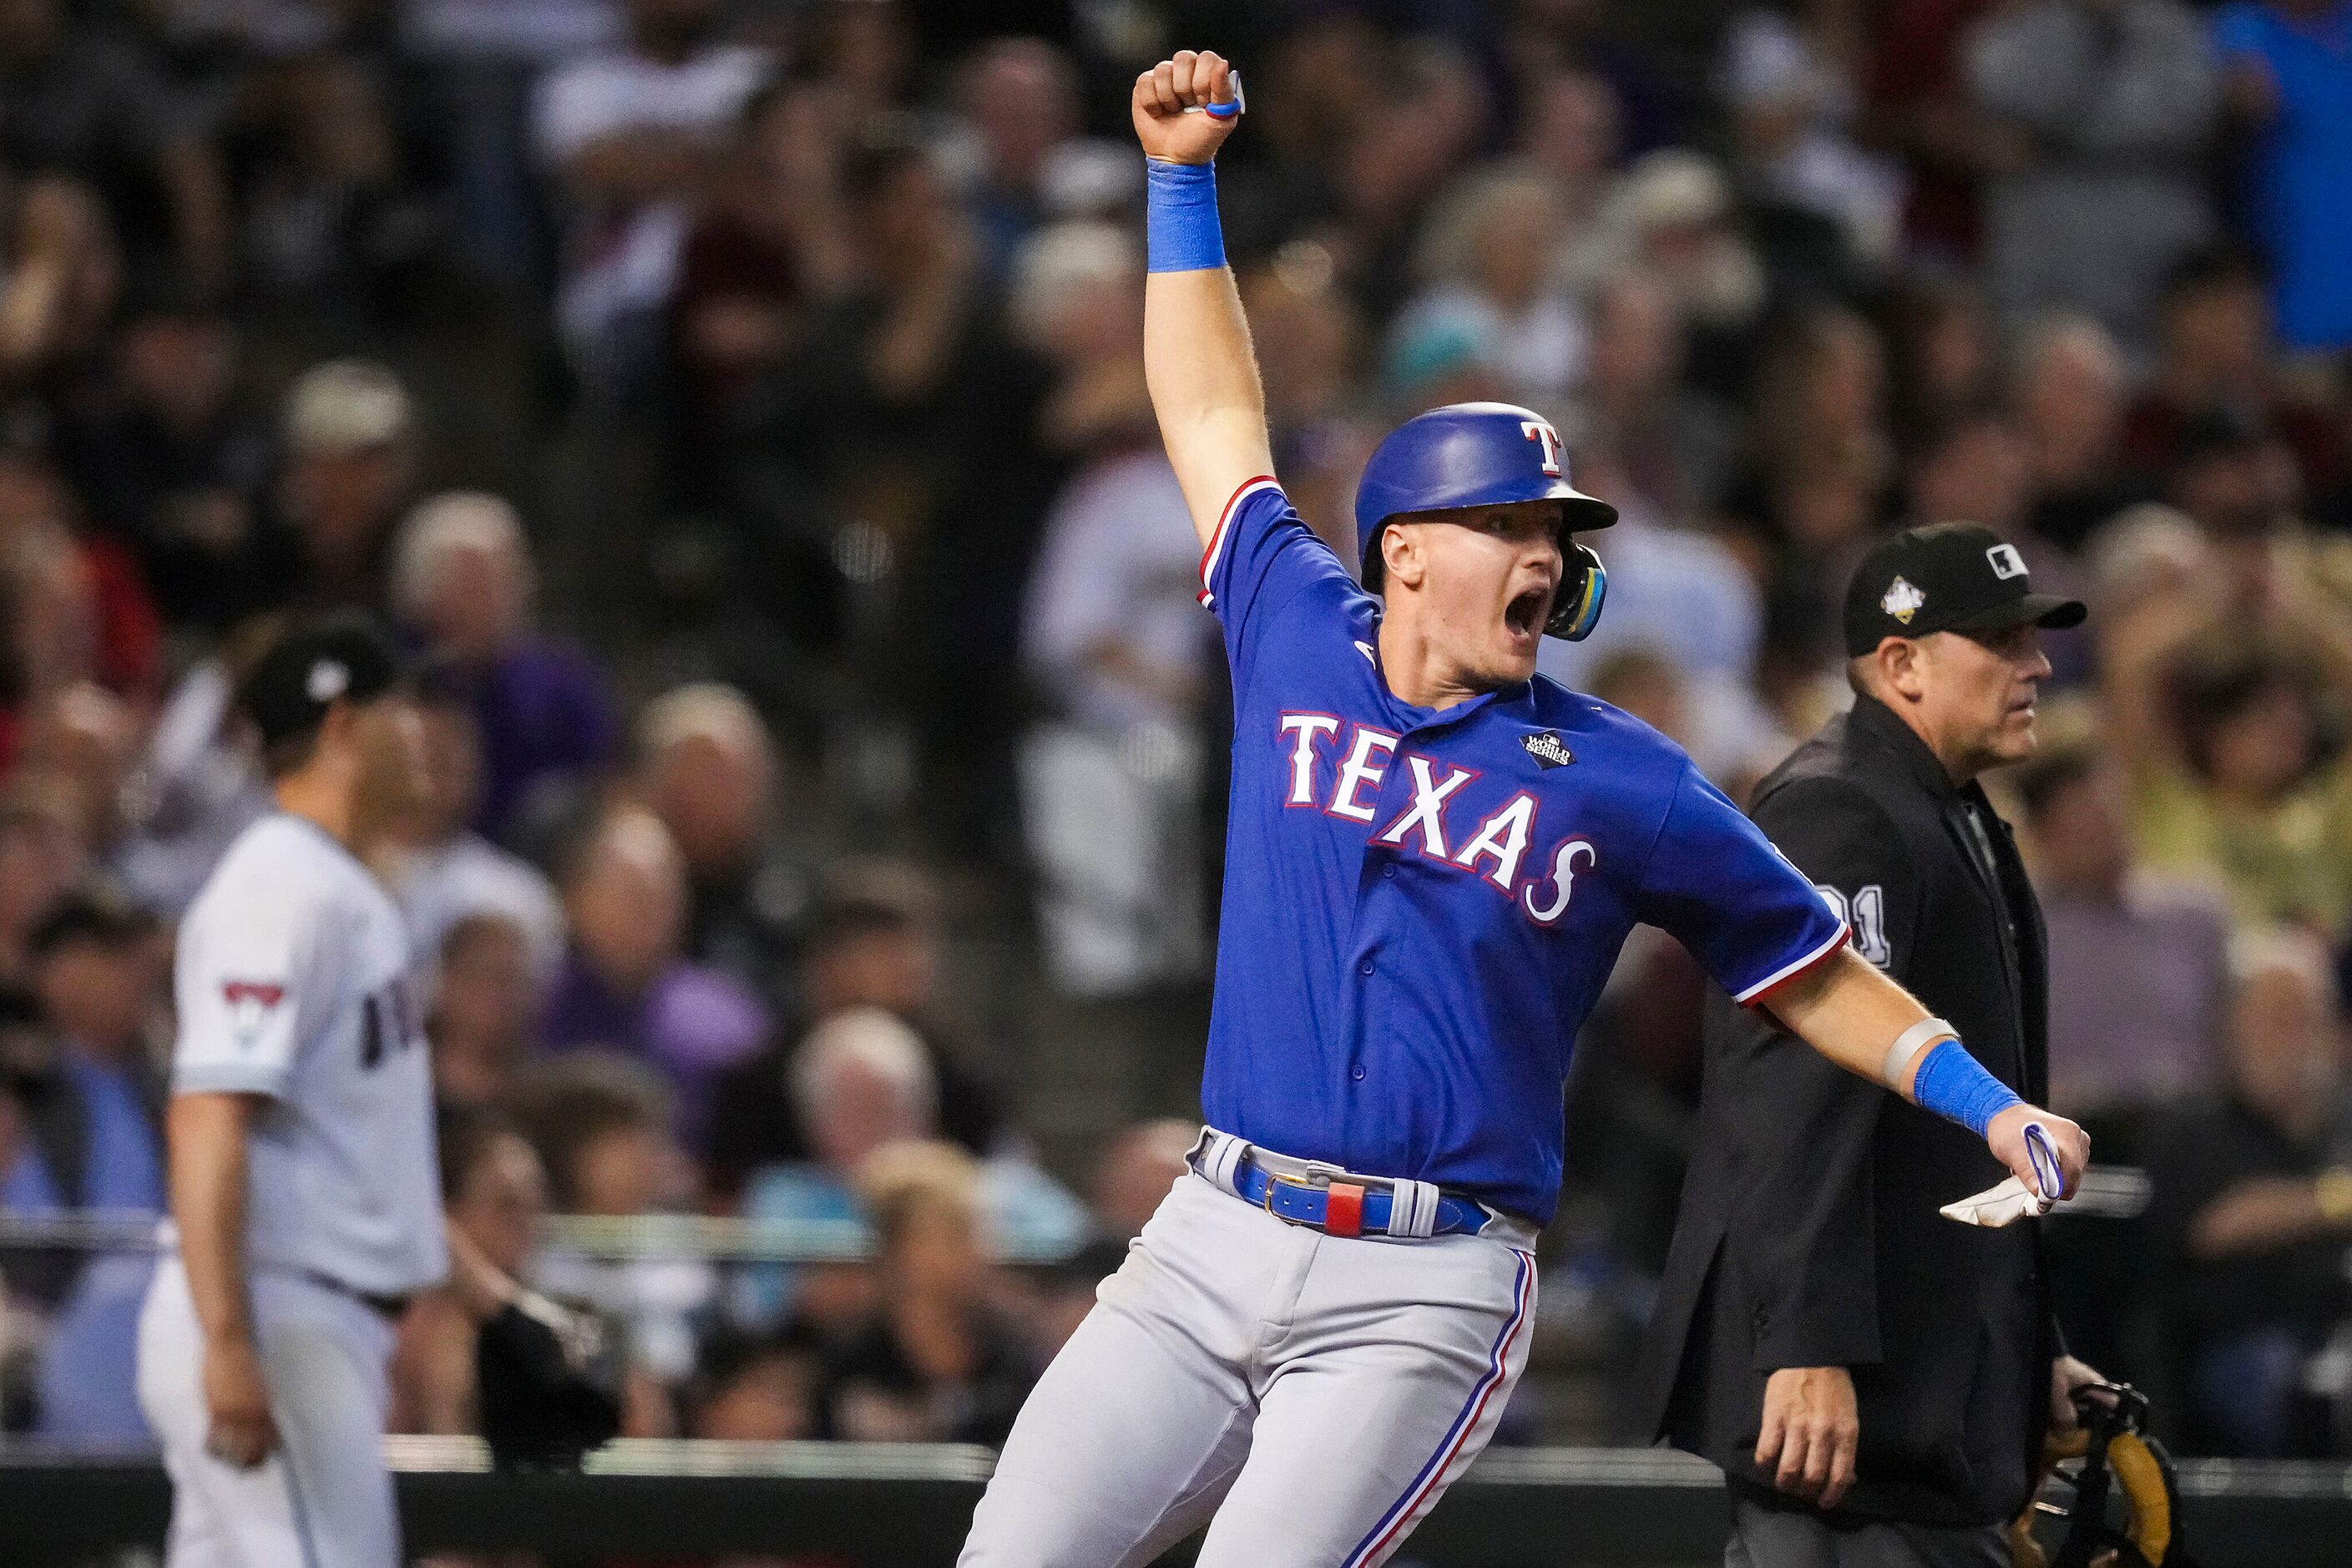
(1813, 883, 1891, 967)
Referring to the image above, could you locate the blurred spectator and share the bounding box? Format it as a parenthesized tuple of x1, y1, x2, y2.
(543, 804, 766, 1155)
(230, 49, 449, 327)
(1238, 247, 1376, 561)
(1392, 169, 1583, 412)
(0, 175, 121, 388)
(738, 1007, 1076, 1324)
(389, 490, 619, 842)
(2019, 741, 2232, 1130)
(1324, 38, 1493, 329)
(635, 682, 805, 1007)
(672, 78, 846, 463)
(1724, 305, 1895, 674)
(814, 1140, 1036, 1445)
(794, 0, 915, 120)
(1965, 0, 2219, 352)
(1563, 152, 1766, 399)
(736, 1005, 932, 1330)
(399, 0, 621, 285)
(382, 669, 566, 985)
(522, 1050, 704, 1424)
(2122, 248, 2342, 493)
(1515, 67, 1622, 240)
(50, 284, 279, 635)
(687, 1321, 817, 1440)
(1566, 271, 1737, 519)
(1863, 0, 2002, 261)
(1014, 220, 1150, 460)
(1903, 412, 2032, 541)
(707, 877, 1004, 1196)
(0, 773, 84, 987)
(13, 682, 136, 878)
(948, 38, 1123, 281)
(2147, 928, 2352, 1455)
(6, 885, 164, 1441)
(2212, 0, 2352, 352)
(1509, 0, 1677, 155)
(275, 357, 417, 612)
(0, 0, 229, 283)
(1883, 276, 1998, 450)
(3, 885, 163, 1220)
(2012, 315, 2154, 552)
(1717, 8, 1906, 274)
(428, 913, 546, 1115)
(1087, 1117, 1196, 1244)
(391, 1105, 553, 1435)
(725, 119, 1058, 822)
(0, 457, 164, 706)
(534, 0, 770, 391)
(1016, 230, 1211, 995)
(2127, 638, 2352, 939)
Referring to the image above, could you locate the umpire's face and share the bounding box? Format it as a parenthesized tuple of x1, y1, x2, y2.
(1904, 625, 2053, 776)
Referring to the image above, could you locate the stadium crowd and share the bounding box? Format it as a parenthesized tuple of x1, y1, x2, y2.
(3, 0, 2352, 1467)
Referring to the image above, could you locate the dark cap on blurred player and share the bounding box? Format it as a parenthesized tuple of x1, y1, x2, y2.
(237, 613, 409, 750)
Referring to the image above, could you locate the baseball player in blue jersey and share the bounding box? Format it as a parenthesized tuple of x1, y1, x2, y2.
(957, 53, 2092, 1568)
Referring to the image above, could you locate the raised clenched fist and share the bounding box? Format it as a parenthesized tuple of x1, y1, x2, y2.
(1131, 49, 1241, 166)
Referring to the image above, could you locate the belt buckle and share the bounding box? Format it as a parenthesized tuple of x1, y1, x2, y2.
(1261, 1160, 1347, 1222)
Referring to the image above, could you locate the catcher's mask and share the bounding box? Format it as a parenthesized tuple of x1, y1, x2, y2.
(2010, 1384, 2196, 1568)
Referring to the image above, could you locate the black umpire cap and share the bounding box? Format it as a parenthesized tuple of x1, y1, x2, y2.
(237, 612, 409, 748)
(1843, 521, 2086, 659)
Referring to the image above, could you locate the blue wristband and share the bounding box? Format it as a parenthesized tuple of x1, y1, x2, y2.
(1909, 1039, 2023, 1139)
(1146, 158, 1226, 274)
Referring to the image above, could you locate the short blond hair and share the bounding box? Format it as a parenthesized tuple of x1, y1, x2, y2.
(855, 1138, 984, 1246)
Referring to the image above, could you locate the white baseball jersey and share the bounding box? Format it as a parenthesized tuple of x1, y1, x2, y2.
(172, 813, 447, 1297)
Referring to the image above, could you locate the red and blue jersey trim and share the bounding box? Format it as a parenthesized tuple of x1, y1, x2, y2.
(1732, 919, 1851, 1006)
(1197, 474, 1284, 610)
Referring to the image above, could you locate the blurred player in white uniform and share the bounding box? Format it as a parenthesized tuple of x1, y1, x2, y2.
(138, 615, 448, 1568)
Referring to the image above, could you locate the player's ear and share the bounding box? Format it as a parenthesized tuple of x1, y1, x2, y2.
(1382, 521, 1424, 591)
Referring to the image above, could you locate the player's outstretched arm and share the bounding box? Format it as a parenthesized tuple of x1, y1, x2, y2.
(1133, 49, 1275, 549)
(1763, 947, 2089, 1201)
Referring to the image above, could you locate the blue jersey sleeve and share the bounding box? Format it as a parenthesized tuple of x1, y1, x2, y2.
(1198, 476, 1355, 690)
(1634, 763, 1849, 1004)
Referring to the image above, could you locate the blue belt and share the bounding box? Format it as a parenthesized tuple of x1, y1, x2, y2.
(1229, 1156, 1492, 1239)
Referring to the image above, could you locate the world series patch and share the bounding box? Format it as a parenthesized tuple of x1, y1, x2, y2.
(1521, 731, 1575, 770)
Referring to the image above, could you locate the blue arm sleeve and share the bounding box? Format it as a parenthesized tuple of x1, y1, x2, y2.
(1909, 1039, 2024, 1139)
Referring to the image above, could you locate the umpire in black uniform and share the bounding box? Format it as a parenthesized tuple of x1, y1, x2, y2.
(1639, 523, 2104, 1566)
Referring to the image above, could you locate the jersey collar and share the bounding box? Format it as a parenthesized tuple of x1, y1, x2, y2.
(1364, 614, 1537, 732)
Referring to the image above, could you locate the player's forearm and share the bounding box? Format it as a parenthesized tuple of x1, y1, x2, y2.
(1764, 948, 1937, 1093)
(1769, 948, 2087, 1195)
(1144, 250, 1274, 539)
(168, 1092, 258, 1348)
(1131, 50, 1272, 544)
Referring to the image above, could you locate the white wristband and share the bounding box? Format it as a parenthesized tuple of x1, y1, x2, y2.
(1881, 1017, 1958, 1093)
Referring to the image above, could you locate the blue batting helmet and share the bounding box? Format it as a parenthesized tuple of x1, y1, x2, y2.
(1353, 402, 1618, 640)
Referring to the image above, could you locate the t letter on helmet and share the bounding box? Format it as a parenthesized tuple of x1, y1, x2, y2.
(1353, 402, 1619, 640)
